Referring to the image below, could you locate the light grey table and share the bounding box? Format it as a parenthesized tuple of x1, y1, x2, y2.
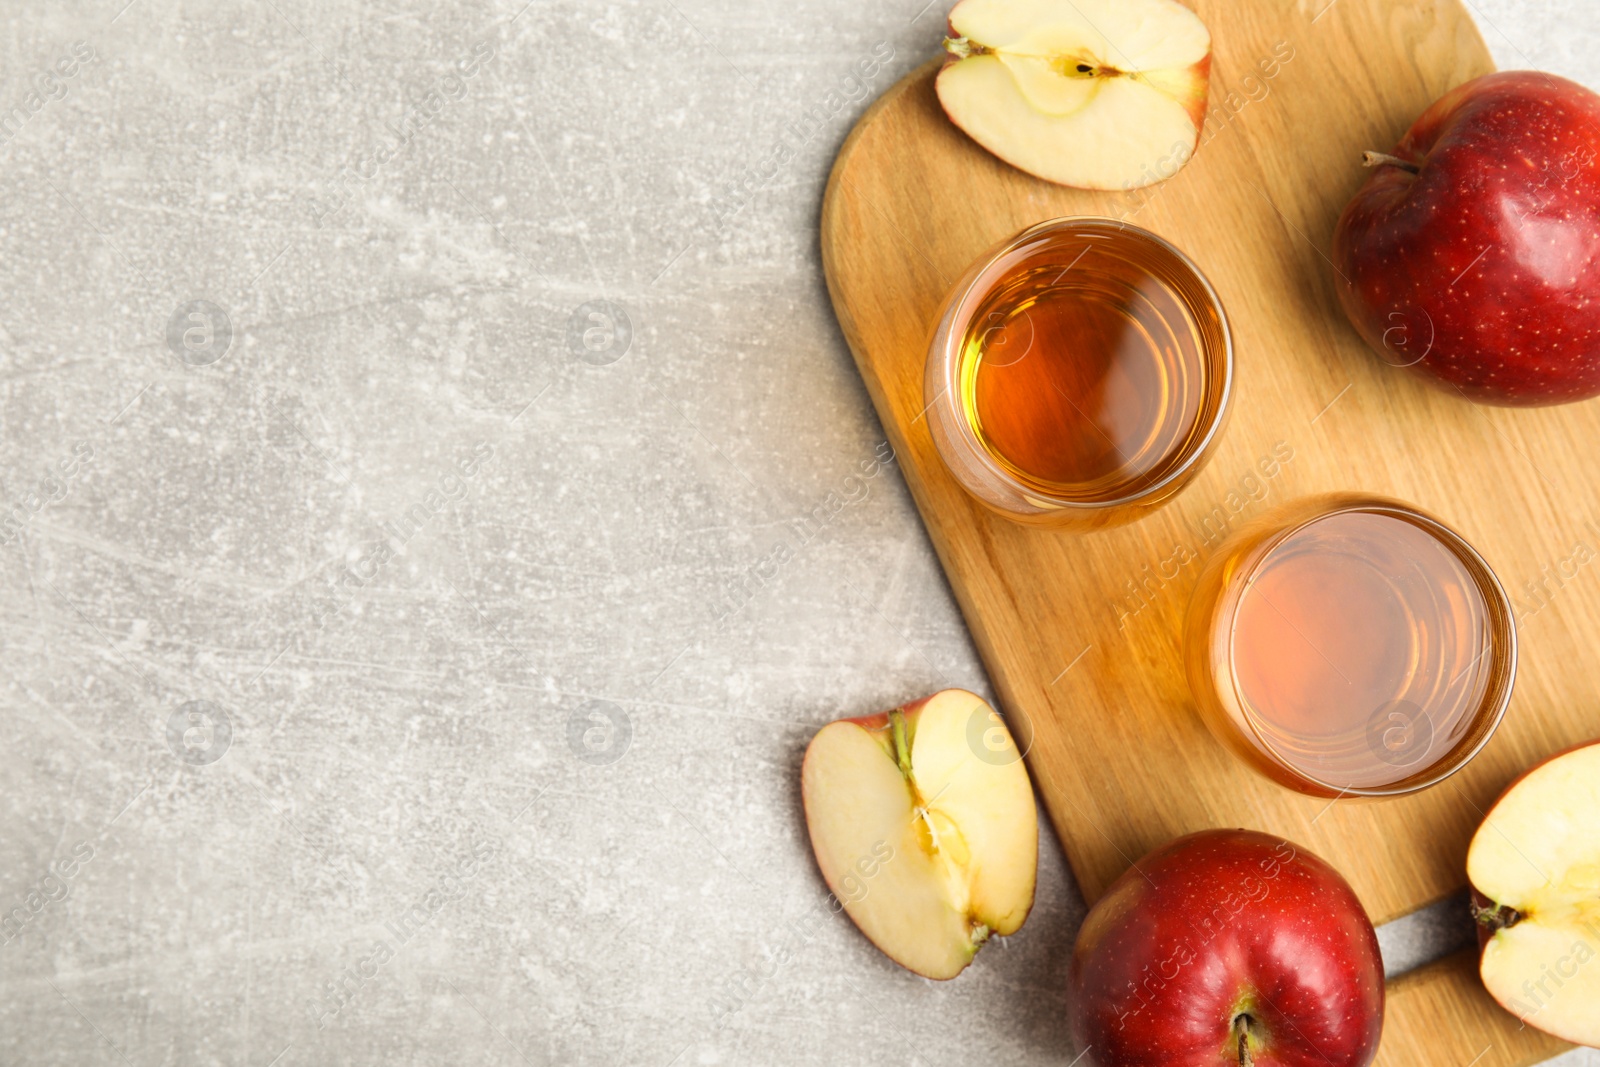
(1, 1, 1595, 1063)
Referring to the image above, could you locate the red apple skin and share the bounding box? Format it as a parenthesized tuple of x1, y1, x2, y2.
(1067, 829, 1384, 1067)
(833, 691, 941, 731)
(1332, 71, 1600, 406)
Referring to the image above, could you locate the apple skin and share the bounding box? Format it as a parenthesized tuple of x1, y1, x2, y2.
(1332, 71, 1600, 406)
(1067, 829, 1384, 1067)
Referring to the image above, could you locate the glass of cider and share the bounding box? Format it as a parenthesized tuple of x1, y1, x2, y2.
(924, 217, 1233, 529)
(1183, 493, 1518, 798)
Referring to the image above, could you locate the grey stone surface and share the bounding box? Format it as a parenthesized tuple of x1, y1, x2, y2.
(0, 0, 1594, 1064)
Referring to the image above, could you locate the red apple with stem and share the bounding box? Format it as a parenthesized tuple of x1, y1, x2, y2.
(1068, 829, 1384, 1067)
(1332, 71, 1600, 405)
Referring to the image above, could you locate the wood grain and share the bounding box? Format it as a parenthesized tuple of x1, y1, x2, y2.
(821, 1, 1596, 1064)
(1383, 952, 1568, 1067)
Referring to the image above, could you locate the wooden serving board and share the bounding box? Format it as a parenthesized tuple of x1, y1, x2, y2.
(821, 2, 1598, 1065)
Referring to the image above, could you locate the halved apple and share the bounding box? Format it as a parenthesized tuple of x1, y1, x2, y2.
(800, 689, 1037, 979)
(936, 0, 1212, 190)
(1469, 740, 1600, 1045)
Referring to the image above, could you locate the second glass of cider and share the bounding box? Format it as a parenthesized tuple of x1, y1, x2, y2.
(1183, 493, 1517, 798)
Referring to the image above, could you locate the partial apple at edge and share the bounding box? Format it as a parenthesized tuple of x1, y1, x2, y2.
(935, 0, 1212, 190)
(1470, 740, 1600, 1046)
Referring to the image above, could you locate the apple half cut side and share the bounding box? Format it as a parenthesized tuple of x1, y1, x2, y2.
(1469, 740, 1600, 1046)
(936, 0, 1212, 190)
(800, 689, 1038, 980)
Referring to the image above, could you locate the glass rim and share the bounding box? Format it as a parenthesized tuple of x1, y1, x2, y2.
(1222, 495, 1519, 798)
(931, 214, 1235, 512)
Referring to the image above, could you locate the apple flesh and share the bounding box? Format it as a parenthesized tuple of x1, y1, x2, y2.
(936, 0, 1211, 190)
(1068, 829, 1384, 1067)
(800, 689, 1037, 980)
(1469, 740, 1600, 1045)
(1333, 71, 1600, 405)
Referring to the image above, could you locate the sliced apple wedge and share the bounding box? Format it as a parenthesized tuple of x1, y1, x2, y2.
(801, 689, 1037, 980)
(936, 0, 1212, 190)
(1469, 740, 1600, 1045)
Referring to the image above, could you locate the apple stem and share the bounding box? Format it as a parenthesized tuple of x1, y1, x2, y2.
(1233, 1014, 1253, 1067)
(889, 709, 914, 778)
(1362, 150, 1421, 175)
(1473, 901, 1524, 933)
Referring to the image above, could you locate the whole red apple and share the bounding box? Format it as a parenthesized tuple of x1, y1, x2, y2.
(1332, 71, 1600, 405)
(1067, 829, 1384, 1067)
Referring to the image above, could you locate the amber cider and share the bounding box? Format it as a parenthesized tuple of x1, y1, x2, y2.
(1185, 495, 1516, 797)
(954, 221, 1227, 506)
